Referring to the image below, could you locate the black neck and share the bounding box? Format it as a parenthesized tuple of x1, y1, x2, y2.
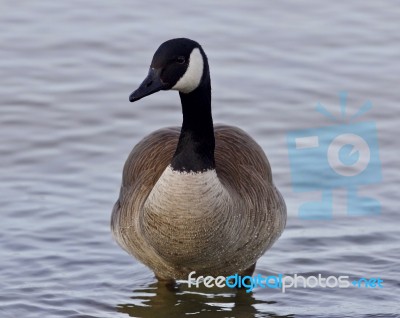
(170, 76, 215, 172)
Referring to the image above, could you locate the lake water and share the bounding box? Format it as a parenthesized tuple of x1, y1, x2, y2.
(1, 1, 399, 317)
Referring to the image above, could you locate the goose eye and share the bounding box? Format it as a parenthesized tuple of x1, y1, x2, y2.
(176, 56, 185, 64)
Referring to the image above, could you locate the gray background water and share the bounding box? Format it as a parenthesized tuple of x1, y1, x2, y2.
(1, 1, 399, 317)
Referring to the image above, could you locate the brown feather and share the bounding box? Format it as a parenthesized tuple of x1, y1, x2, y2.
(111, 124, 286, 279)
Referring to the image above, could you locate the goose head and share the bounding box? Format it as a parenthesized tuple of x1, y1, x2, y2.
(129, 38, 209, 102)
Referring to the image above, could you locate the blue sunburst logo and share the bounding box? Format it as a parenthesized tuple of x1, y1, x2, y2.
(287, 92, 382, 219)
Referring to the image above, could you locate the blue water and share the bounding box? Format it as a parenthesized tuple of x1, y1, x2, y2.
(1, 1, 399, 317)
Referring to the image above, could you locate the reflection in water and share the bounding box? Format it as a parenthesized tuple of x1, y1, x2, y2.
(116, 280, 294, 318)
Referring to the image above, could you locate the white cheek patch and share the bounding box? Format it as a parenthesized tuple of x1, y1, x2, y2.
(172, 48, 204, 93)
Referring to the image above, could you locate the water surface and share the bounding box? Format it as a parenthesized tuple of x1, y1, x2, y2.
(1, 1, 399, 317)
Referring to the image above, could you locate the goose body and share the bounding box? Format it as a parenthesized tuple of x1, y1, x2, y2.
(111, 38, 286, 281)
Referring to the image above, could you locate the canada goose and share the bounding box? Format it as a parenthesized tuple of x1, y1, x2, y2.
(111, 38, 286, 283)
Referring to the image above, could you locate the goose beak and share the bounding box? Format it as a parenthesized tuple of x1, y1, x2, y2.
(129, 68, 166, 102)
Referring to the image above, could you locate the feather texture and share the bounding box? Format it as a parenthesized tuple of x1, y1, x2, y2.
(111, 124, 286, 279)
